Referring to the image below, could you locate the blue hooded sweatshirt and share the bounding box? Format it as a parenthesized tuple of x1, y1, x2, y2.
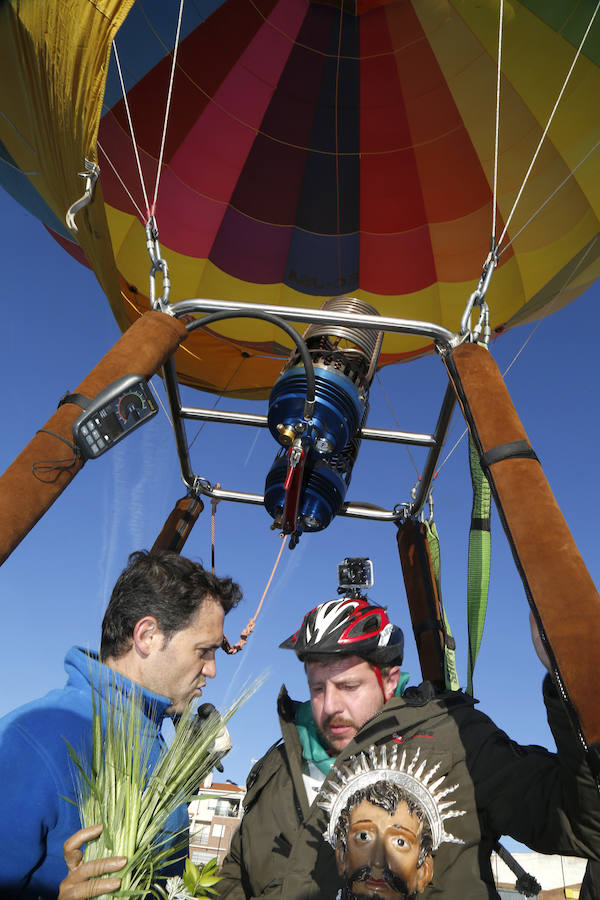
(0, 646, 186, 898)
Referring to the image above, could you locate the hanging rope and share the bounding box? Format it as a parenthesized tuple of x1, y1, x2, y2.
(222, 535, 288, 654)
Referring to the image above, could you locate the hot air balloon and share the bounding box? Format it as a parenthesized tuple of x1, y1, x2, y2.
(1, 0, 600, 782)
(1, 0, 599, 396)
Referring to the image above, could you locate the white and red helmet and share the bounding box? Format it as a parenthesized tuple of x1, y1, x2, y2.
(280, 598, 404, 667)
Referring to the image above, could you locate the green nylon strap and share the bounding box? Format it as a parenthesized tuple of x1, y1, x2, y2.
(425, 520, 460, 691)
(466, 434, 492, 695)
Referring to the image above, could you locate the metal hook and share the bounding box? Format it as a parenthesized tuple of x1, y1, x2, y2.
(460, 242, 499, 340)
(145, 216, 171, 311)
(472, 302, 491, 345)
(393, 502, 410, 523)
(413, 488, 435, 524)
(65, 160, 100, 233)
(192, 475, 212, 495)
(425, 491, 434, 524)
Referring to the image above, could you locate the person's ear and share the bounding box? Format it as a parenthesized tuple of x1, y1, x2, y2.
(416, 854, 433, 892)
(383, 666, 401, 700)
(335, 843, 347, 877)
(132, 616, 160, 657)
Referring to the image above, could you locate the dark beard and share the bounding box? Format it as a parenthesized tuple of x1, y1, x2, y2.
(340, 865, 418, 900)
(317, 716, 356, 753)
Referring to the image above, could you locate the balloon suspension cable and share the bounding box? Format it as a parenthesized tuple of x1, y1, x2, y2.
(97, 142, 147, 223)
(490, 0, 504, 244)
(222, 534, 288, 654)
(187, 354, 247, 452)
(499, 137, 600, 257)
(112, 40, 151, 217)
(151, 0, 185, 214)
(145, 216, 171, 311)
(497, 0, 600, 250)
(65, 160, 100, 233)
(460, 242, 498, 344)
(149, 377, 173, 426)
(375, 372, 421, 480)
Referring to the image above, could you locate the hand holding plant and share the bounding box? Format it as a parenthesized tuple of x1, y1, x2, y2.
(59, 824, 126, 900)
(66, 675, 265, 898)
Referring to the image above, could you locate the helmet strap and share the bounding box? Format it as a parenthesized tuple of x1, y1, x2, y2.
(372, 664, 388, 702)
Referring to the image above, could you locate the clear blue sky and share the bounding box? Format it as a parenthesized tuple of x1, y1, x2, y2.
(0, 186, 598, 852)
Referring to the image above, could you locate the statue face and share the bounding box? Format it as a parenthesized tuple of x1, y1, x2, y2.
(335, 799, 433, 898)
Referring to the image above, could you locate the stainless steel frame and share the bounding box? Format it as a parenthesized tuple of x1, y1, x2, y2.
(161, 298, 461, 523)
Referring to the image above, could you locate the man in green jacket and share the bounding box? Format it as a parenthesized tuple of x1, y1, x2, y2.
(217, 597, 600, 899)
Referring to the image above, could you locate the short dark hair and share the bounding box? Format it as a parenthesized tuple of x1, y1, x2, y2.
(335, 781, 433, 866)
(100, 550, 242, 660)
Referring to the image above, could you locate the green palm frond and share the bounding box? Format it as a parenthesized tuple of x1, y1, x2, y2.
(67, 673, 266, 898)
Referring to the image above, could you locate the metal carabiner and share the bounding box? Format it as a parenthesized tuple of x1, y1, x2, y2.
(145, 216, 160, 266)
(413, 487, 435, 524)
(393, 502, 411, 523)
(472, 301, 491, 345)
(65, 160, 100, 233)
(145, 216, 171, 311)
(192, 475, 213, 495)
(425, 491, 434, 525)
(460, 242, 498, 342)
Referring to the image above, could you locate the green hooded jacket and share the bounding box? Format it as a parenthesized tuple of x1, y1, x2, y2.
(218, 678, 600, 899)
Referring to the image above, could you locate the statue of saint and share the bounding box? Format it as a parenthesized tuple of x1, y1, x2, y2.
(318, 746, 465, 899)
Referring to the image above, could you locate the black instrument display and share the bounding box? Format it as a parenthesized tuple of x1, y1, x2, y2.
(72, 375, 158, 459)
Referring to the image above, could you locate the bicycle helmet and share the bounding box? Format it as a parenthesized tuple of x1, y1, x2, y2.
(279, 598, 404, 667)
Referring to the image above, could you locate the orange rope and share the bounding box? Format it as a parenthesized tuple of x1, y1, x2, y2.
(222, 534, 288, 654)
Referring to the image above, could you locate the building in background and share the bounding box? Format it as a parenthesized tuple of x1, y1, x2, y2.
(189, 773, 245, 867)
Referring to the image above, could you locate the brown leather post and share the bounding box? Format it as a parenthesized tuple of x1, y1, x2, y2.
(443, 342, 600, 771)
(151, 495, 204, 554)
(0, 311, 187, 564)
(396, 518, 446, 690)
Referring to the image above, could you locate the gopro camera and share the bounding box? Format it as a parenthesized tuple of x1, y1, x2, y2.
(337, 557, 374, 595)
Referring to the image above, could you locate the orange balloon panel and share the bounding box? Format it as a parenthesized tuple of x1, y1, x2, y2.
(2, 0, 600, 397)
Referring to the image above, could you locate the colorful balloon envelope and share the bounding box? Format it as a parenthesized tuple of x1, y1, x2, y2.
(1, 0, 599, 397)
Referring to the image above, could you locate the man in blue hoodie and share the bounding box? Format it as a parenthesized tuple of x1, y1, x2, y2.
(0, 549, 241, 899)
